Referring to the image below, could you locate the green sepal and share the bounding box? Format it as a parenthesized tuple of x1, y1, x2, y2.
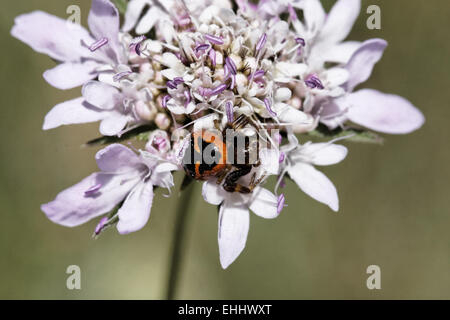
(306, 124, 384, 145)
(112, 0, 128, 15)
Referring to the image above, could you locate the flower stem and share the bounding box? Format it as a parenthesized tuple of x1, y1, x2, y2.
(165, 182, 196, 300)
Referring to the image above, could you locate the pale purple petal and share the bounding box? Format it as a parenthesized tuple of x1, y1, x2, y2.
(346, 89, 425, 134)
(218, 203, 250, 269)
(88, 0, 126, 64)
(43, 97, 106, 130)
(319, 41, 361, 65)
(136, 6, 161, 35)
(318, 0, 361, 45)
(301, 143, 348, 166)
(99, 114, 129, 136)
(82, 80, 121, 110)
(249, 188, 278, 219)
(345, 39, 388, 91)
(41, 172, 139, 227)
(288, 162, 339, 212)
(302, 0, 326, 32)
(43, 61, 100, 90)
(11, 11, 94, 62)
(117, 181, 154, 234)
(95, 144, 142, 173)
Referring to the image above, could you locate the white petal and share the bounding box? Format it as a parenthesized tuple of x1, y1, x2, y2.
(218, 203, 250, 269)
(289, 163, 339, 211)
(346, 89, 425, 134)
(43, 61, 99, 90)
(117, 182, 154, 234)
(301, 143, 348, 166)
(318, 0, 361, 45)
(202, 180, 225, 205)
(122, 0, 148, 32)
(43, 97, 106, 130)
(249, 188, 278, 219)
(302, 0, 326, 33)
(323, 67, 349, 88)
(345, 38, 388, 91)
(316, 41, 361, 65)
(259, 148, 279, 175)
(82, 81, 121, 110)
(273, 103, 309, 124)
(136, 6, 161, 35)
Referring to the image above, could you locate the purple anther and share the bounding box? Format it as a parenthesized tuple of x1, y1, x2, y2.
(129, 35, 146, 55)
(204, 34, 224, 45)
(85, 184, 102, 196)
(279, 151, 285, 163)
(251, 69, 265, 80)
(167, 80, 177, 89)
(195, 43, 210, 53)
(264, 98, 277, 117)
(184, 90, 191, 106)
(225, 57, 237, 75)
(209, 48, 217, 67)
(113, 71, 132, 82)
(211, 83, 227, 95)
(256, 33, 267, 52)
(305, 74, 324, 90)
(295, 37, 306, 46)
(94, 216, 108, 235)
(198, 87, 213, 97)
(89, 37, 108, 52)
(229, 74, 236, 90)
(162, 95, 171, 108)
(277, 194, 286, 214)
(173, 77, 184, 85)
(224, 64, 230, 78)
(225, 101, 234, 122)
(153, 136, 167, 151)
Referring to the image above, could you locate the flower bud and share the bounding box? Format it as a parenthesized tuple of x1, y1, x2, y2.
(155, 112, 171, 130)
(135, 101, 157, 121)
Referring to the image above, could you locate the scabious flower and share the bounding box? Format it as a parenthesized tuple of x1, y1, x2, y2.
(13, 0, 424, 269)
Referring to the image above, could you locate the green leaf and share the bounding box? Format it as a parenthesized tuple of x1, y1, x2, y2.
(112, 0, 128, 15)
(84, 125, 155, 147)
(307, 124, 384, 145)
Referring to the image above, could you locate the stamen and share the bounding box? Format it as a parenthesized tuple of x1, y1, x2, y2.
(85, 184, 102, 196)
(288, 4, 298, 20)
(295, 37, 305, 46)
(162, 95, 171, 108)
(209, 49, 217, 67)
(277, 194, 286, 214)
(264, 98, 277, 117)
(225, 101, 234, 122)
(89, 37, 108, 52)
(195, 43, 210, 53)
(256, 33, 267, 52)
(211, 83, 227, 95)
(129, 35, 146, 55)
(305, 74, 324, 90)
(94, 217, 108, 235)
(113, 71, 132, 82)
(184, 90, 191, 107)
(225, 57, 237, 75)
(204, 34, 224, 45)
(279, 152, 285, 163)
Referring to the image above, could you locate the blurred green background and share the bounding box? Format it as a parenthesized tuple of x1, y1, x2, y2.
(1, 0, 449, 299)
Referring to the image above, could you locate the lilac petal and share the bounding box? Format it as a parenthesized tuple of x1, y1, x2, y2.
(345, 38, 388, 91)
(88, 0, 126, 64)
(218, 203, 250, 269)
(117, 181, 154, 234)
(225, 57, 237, 75)
(318, 0, 361, 45)
(136, 6, 161, 35)
(11, 11, 94, 62)
(249, 188, 278, 219)
(41, 172, 139, 227)
(82, 81, 121, 110)
(43, 97, 106, 130)
(95, 144, 142, 173)
(99, 114, 129, 136)
(319, 41, 361, 65)
(288, 162, 339, 212)
(43, 61, 99, 90)
(345, 89, 425, 134)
